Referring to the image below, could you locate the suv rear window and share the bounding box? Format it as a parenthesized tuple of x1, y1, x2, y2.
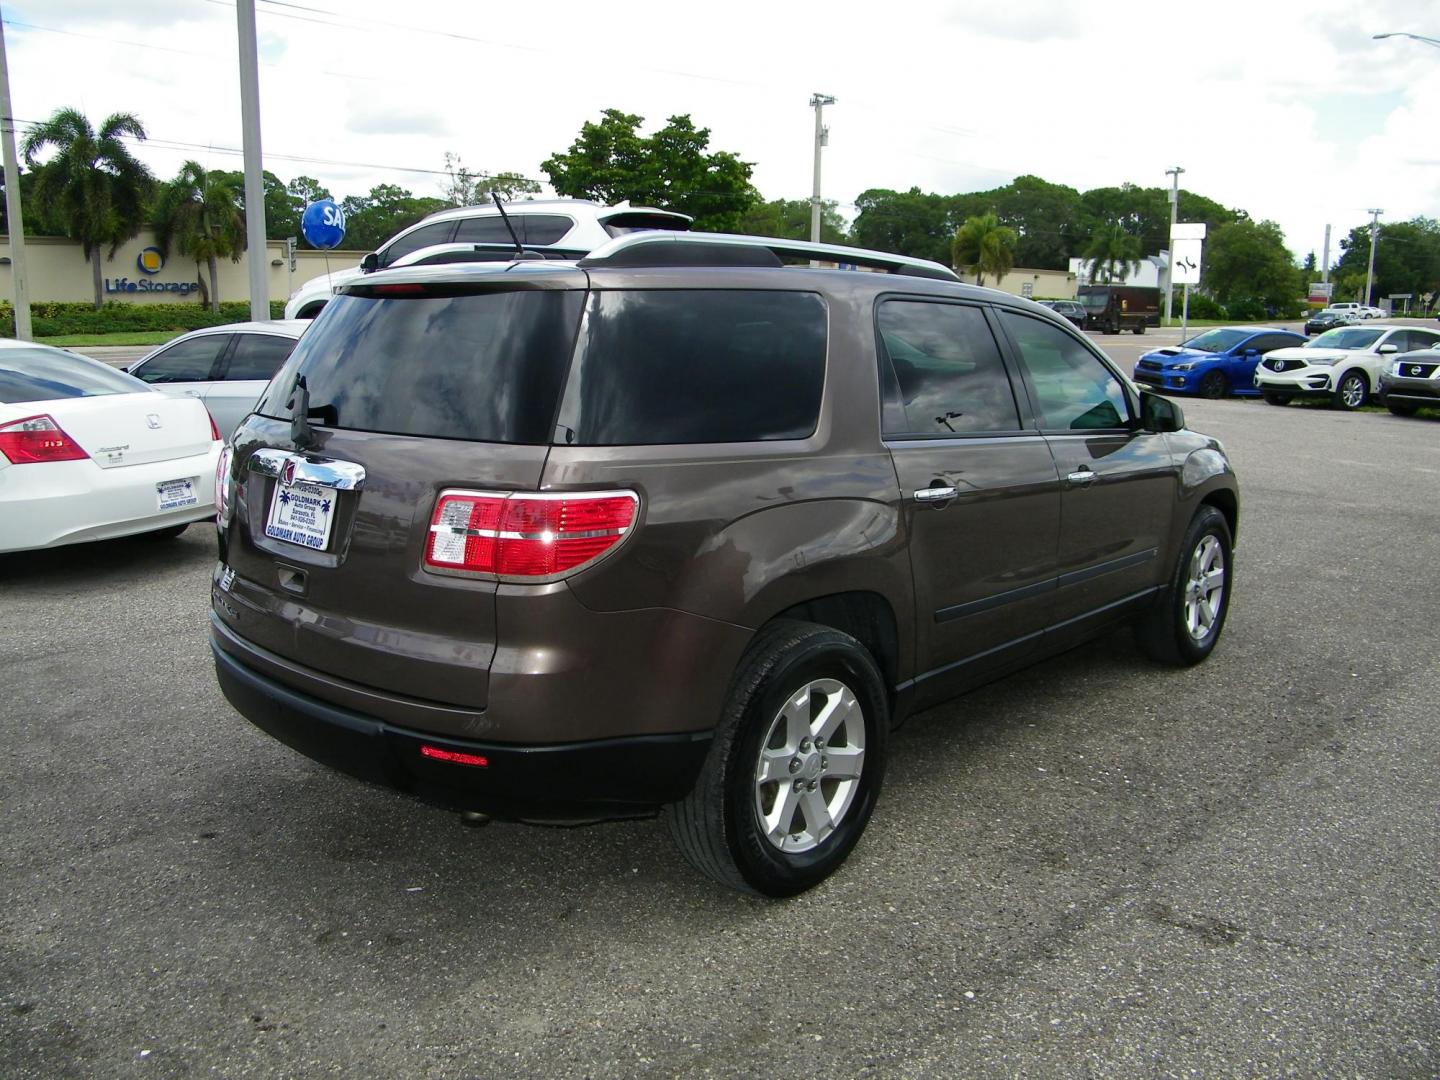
(257, 289, 583, 444)
(555, 290, 826, 445)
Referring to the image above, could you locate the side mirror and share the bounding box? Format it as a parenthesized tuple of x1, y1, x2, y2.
(1140, 390, 1184, 433)
(1242, 348, 1259, 357)
(1378, 343, 1398, 354)
(359, 252, 380, 273)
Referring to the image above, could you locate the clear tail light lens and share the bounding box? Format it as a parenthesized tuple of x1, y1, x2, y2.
(214, 444, 235, 527)
(425, 490, 639, 579)
(0, 414, 89, 464)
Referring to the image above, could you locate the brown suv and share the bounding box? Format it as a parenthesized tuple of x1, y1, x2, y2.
(211, 233, 1239, 896)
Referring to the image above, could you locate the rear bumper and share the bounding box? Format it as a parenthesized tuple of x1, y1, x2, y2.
(212, 629, 712, 821)
(0, 449, 217, 553)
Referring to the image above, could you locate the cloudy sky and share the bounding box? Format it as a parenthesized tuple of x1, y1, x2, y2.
(6, 0, 1438, 264)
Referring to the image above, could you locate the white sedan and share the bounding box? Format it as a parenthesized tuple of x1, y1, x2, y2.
(0, 340, 221, 553)
(1254, 324, 1440, 410)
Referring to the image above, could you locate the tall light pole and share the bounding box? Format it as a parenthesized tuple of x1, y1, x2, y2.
(809, 94, 835, 244)
(1364, 208, 1382, 306)
(236, 0, 269, 321)
(1163, 165, 1184, 325)
(1372, 32, 1440, 49)
(0, 8, 32, 340)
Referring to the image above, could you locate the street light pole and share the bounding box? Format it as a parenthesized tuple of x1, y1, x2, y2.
(236, 0, 270, 321)
(1364, 208, 1382, 306)
(1163, 165, 1184, 325)
(809, 94, 835, 244)
(1372, 32, 1440, 49)
(0, 8, 32, 340)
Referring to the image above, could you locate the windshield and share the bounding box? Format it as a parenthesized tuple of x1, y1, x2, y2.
(1307, 328, 1382, 351)
(1077, 289, 1109, 311)
(0, 348, 147, 403)
(1180, 329, 1248, 354)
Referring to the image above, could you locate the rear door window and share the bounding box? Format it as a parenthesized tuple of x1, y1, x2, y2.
(258, 288, 584, 444)
(224, 333, 298, 381)
(876, 300, 1021, 435)
(378, 222, 456, 266)
(554, 290, 827, 445)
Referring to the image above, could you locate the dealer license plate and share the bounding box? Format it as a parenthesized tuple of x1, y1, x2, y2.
(265, 480, 336, 551)
(157, 478, 198, 511)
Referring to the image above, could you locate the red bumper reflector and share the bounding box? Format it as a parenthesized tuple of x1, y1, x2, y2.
(420, 745, 489, 768)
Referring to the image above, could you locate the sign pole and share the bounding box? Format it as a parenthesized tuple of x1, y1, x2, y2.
(1181, 284, 1190, 342)
(0, 10, 32, 340)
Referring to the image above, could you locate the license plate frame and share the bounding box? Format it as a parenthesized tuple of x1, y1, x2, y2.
(156, 477, 198, 511)
(264, 479, 336, 551)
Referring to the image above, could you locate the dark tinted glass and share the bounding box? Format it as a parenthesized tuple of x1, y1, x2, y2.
(519, 215, 572, 244)
(999, 311, 1130, 430)
(452, 217, 515, 244)
(877, 301, 1020, 435)
(379, 222, 454, 266)
(226, 333, 297, 380)
(0, 348, 146, 402)
(132, 335, 229, 383)
(556, 290, 826, 445)
(258, 289, 583, 443)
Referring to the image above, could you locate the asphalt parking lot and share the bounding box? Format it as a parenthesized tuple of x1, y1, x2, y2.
(2, 398, 1437, 1077)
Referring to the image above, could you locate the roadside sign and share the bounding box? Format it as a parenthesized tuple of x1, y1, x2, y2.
(1021, 282, 1033, 298)
(1171, 222, 1207, 240)
(1172, 238, 1202, 284)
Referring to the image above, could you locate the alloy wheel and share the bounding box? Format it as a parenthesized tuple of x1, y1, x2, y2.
(1183, 535, 1225, 642)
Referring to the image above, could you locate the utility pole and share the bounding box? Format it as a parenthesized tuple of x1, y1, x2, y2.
(809, 94, 835, 244)
(0, 8, 32, 340)
(236, 0, 269, 321)
(1163, 165, 1184, 325)
(1321, 224, 1331, 285)
(1363, 209, 1382, 306)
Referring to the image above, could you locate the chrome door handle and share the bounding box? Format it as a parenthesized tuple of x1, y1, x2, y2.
(913, 486, 958, 503)
(1067, 468, 1097, 487)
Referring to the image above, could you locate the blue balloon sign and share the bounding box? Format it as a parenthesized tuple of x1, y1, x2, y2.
(301, 199, 347, 250)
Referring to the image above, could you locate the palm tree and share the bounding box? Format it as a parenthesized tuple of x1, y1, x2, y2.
(21, 108, 155, 310)
(152, 162, 247, 313)
(1082, 222, 1143, 284)
(952, 212, 1017, 286)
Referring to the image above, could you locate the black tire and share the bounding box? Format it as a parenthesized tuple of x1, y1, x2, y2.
(1333, 370, 1368, 410)
(1134, 323, 1146, 335)
(664, 620, 888, 897)
(1387, 401, 1419, 417)
(1135, 505, 1233, 666)
(1199, 371, 1229, 399)
(144, 524, 188, 540)
(1261, 389, 1292, 406)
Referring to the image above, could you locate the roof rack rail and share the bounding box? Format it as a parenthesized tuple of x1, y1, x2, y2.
(577, 231, 960, 282)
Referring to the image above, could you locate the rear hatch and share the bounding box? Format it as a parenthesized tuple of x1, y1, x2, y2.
(222, 268, 587, 710)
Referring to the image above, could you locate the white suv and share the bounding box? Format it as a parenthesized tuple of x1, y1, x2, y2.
(283, 200, 692, 319)
(1254, 324, 1440, 410)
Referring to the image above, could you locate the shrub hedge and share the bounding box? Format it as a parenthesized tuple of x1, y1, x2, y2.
(0, 301, 287, 338)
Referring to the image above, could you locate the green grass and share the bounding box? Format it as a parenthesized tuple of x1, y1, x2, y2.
(38, 331, 179, 347)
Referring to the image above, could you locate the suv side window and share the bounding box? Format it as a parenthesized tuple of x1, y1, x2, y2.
(876, 300, 1021, 435)
(999, 311, 1130, 431)
(452, 217, 515, 245)
(131, 335, 229, 384)
(557, 290, 826, 445)
(225, 333, 298, 381)
(1395, 329, 1440, 352)
(378, 222, 455, 266)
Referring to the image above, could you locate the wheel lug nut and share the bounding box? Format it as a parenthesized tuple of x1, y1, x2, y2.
(821, 757, 828, 769)
(789, 757, 801, 773)
(793, 779, 805, 793)
(808, 780, 818, 792)
(799, 738, 811, 751)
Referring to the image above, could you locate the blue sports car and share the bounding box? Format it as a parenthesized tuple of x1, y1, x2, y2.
(1133, 326, 1307, 398)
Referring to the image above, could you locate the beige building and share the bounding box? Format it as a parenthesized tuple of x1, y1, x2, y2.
(0, 229, 363, 306)
(953, 266, 1079, 299)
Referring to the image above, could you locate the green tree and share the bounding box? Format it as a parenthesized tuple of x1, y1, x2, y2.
(1082, 222, 1143, 283)
(1202, 219, 1299, 314)
(213, 169, 302, 240)
(339, 184, 449, 252)
(850, 187, 960, 265)
(442, 153, 541, 206)
(950, 175, 1083, 270)
(737, 197, 848, 244)
(1333, 218, 1440, 307)
(540, 109, 757, 232)
(20, 107, 155, 309)
(287, 176, 331, 206)
(152, 161, 247, 312)
(952, 212, 1018, 285)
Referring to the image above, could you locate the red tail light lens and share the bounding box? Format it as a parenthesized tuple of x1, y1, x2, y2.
(0, 414, 89, 464)
(425, 490, 639, 579)
(420, 745, 489, 768)
(206, 410, 222, 442)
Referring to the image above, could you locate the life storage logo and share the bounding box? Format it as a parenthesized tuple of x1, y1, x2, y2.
(137, 246, 165, 274)
(107, 245, 199, 295)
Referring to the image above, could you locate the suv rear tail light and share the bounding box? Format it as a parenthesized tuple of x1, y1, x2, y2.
(206, 410, 222, 442)
(0, 414, 89, 464)
(214, 444, 235, 526)
(425, 490, 639, 579)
